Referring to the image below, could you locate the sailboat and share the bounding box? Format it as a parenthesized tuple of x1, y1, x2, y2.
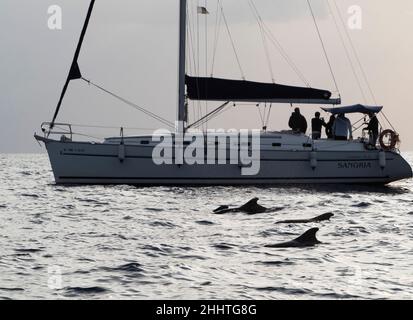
(35, 0, 412, 185)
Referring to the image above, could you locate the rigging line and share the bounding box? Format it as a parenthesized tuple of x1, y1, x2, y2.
(189, 13, 198, 124)
(193, 19, 202, 127)
(186, 12, 196, 124)
(81, 78, 174, 129)
(327, 0, 367, 103)
(187, 6, 198, 75)
(249, 0, 311, 87)
(51, 0, 96, 128)
(353, 121, 369, 133)
(186, 5, 197, 76)
(195, 105, 228, 128)
(187, 15, 193, 77)
(188, 5, 201, 122)
(208, 105, 232, 126)
(265, 104, 273, 127)
(187, 101, 230, 129)
(332, 0, 377, 104)
(202, 102, 232, 127)
(211, 0, 222, 76)
(186, 18, 193, 75)
(196, 0, 202, 125)
(185, 5, 190, 74)
(260, 26, 275, 83)
(375, 112, 393, 133)
(380, 111, 397, 132)
(220, 2, 246, 80)
(204, 0, 209, 79)
(233, 102, 259, 106)
(247, 0, 275, 83)
(351, 116, 367, 128)
(204, 0, 209, 131)
(197, 103, 230, 129)
(54, 125, 104, 141)
(201, 102, 229, 122)
(70, 132, 105, 141)
(306, 0, 340, 93)
(197, 0, 200, 77)
(70, 123, 161, 131)
(256, 104, 265, 127)
(211, 0, 221, 76)
(261, 24, 311, 87)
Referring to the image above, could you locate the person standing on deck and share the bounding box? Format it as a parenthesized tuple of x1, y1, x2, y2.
(311, 112, 326, 140)
(289, 108, 308, 134)
(332, 113, 353, 141)
(326, 115, 336, 139)
(365, 112, 379, 146)
(325, 115, 336, 139)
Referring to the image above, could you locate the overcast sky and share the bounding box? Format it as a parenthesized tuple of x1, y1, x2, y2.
(1, 0, 413, 153)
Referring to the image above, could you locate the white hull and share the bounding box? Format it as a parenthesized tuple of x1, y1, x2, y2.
(36, 133, 412, 185)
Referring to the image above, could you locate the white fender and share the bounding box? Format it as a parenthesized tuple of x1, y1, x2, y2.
(310, 151, 317, 169)
(118, 143, 126, 162)
(379, 151, 386, 169)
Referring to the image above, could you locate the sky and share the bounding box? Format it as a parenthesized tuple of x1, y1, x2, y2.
(1, 0, 413, 153)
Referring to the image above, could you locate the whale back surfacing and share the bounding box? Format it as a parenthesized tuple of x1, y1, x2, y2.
(265, 228, 321, 248)
(213, 205, 229, 213)
(275, 213, 334, 224)
(213, 197, 267, 215)
(310, 213, 334, 222)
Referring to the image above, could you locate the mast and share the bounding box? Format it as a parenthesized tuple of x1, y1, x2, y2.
(177, 0, 187, 133)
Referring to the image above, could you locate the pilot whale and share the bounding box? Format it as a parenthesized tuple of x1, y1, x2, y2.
(213, 198, 267, 215)
(265, 228, 322, 248)
(275, 213, 334, 224)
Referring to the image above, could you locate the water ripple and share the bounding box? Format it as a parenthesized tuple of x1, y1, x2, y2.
(0, 153, 412, 299)
(63, 286, 109, 297)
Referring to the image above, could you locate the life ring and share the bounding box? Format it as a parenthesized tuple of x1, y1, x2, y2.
(379, 130, 399, 151)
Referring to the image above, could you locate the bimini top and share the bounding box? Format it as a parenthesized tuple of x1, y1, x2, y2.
(322, 104, 383, 115)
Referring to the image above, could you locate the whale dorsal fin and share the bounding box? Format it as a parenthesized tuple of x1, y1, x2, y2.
(293, 228, 320, 244)
(243, 197, 259, 206)
(239, 197, 259, 210)
(239, 197, 267, 214)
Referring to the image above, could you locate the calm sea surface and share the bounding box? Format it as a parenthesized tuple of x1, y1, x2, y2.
(0, 153, 412, 300)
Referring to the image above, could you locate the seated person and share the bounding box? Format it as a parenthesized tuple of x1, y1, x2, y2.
(311, 112, 326, 140)
(332, 113, 353, 141)
(288, 108, 308, 134)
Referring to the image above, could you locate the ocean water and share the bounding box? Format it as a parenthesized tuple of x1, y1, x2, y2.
(0, 153, 412, 300)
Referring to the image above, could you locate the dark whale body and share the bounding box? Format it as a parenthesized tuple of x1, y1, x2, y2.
(265, 228, 321, 248)
(275, 213, 334, 224)
(213, 198, 267, 215)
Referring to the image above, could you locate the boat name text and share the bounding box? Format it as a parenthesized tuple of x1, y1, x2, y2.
(338, 162, 372, 169)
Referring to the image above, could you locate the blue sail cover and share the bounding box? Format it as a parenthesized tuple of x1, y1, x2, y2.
(186, 76, 334, 103)
(322, 104, 383, 115)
